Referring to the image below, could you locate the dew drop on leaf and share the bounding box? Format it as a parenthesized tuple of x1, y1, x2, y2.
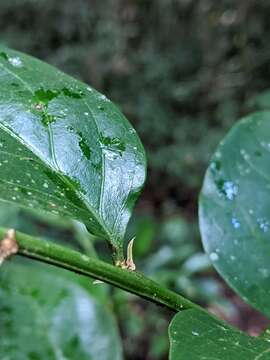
(209, 252, 219, 261)
(8, 56, 23, 68)
(257, 218, 269, 233)
(231, 217, 240, 229)
(223, 181, 238, 200)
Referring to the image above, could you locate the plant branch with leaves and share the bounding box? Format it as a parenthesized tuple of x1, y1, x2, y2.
(0, 47, 270, 359)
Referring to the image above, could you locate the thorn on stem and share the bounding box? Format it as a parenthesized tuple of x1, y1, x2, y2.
(126, 237, 136, 271)
(115, 237, 136, 271)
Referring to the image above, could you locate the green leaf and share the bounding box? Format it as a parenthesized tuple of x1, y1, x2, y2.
(199, 111, 270, 316)
(169, 309, 270, 359)
(0, 260, 123, 360)
(0, 47, 146, 260)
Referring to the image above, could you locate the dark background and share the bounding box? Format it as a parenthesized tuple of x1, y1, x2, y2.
(1, 1, 270, 359)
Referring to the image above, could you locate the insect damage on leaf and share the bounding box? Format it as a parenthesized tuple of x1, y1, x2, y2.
(0, 229, 19, 265)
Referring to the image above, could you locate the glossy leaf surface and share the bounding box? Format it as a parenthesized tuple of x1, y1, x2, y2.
(199, 111, 270, 316)
(169, 309, 270, 359)
(0, 47, 146, 258)
(0, 261, 123, 360)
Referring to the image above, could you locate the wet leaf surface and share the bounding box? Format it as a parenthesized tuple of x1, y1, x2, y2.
(199, 111, 270, 317)
(169, 309, 270, 359)
(0, 47, 146, 258)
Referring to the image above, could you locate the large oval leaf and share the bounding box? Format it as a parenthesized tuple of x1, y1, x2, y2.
(169, 309, 270, 359)
(0, 47, 146, 260)
(0, 260, 123, 360)
(199, 111, 270, 316)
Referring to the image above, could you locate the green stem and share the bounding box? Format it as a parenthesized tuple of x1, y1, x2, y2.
(1, 227, 204, 313)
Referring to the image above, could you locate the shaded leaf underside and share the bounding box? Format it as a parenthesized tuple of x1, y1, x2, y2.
(0, 261, 123, 360)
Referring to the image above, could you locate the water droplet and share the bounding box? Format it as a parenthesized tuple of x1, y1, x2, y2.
(223, 181, 238, 200)
(210, 160, 222, 172)
(8, 56, 23, 67)
(240, 149, 250, 160)
(209, 252, 219, 261)
(103, 149, 118, 160)
(231, 216, 240, 229)
(192, 331, 199, 336)
(99, 94, 109, 102)
(257, 218, 269, 233)
(34, 103, 45, 111)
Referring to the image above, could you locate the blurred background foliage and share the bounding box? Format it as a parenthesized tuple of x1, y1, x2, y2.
(1, 0, 270, 359)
